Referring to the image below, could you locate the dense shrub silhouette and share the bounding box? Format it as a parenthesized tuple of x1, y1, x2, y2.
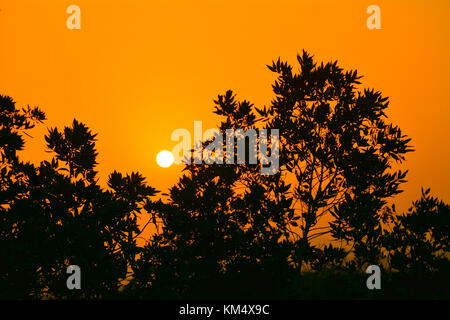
(385, 188, 449, 275)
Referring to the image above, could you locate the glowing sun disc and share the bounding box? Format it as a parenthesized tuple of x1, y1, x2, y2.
(156, 150, 174, 168)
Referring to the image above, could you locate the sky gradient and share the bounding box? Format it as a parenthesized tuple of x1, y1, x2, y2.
(1, 0, 449, 213)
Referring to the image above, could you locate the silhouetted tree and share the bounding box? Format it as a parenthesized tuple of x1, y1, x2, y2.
(0, 95, 157, 299)
(130, 92, 294, 299)
(1, 50, 448, 300)
(256, 51, 413, 271)
(0, 94, 46, 297)
(128, 51, 433, 299)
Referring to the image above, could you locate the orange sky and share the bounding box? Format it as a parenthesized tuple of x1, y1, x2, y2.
(1, 0, 449, 213)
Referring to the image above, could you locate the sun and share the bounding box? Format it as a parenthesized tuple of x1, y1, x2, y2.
(156, 150, 174, 168)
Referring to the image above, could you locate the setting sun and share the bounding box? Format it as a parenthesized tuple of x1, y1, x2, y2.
(156, 150, 174, 168)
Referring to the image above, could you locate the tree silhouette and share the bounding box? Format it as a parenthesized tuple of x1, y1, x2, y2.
(129, 92, 295, 299)
(256, 51, 413, 271)
(0, 50, 448, 300)
(128, 51, 420, 299)
(0, 96, 157, 298)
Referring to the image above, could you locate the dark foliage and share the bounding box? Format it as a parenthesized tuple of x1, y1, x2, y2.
(0, 51, 448, 299)
(0, 96, 157, 299)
